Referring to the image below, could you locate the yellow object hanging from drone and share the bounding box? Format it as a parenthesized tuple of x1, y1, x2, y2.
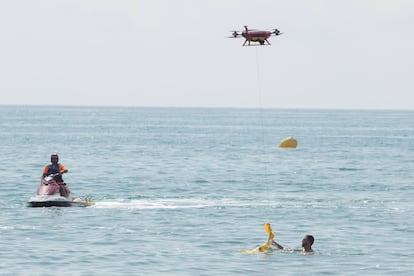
(240, 222, 275, 253)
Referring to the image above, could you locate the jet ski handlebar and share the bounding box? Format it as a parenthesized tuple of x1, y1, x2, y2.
(43, 171, 67, 181)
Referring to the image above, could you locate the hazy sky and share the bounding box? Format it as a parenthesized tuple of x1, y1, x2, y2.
(1, 0, 413, 109)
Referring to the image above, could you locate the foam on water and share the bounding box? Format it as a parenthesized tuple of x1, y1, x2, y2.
(93, 197, 285, 209)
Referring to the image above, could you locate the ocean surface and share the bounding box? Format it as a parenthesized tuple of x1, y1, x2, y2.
(0, 106, 413, 275)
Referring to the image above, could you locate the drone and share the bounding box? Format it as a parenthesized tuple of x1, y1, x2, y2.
(228, 25, 282, 46)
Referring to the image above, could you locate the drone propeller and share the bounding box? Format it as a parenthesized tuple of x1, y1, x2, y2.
(228, 31, 241, 38)
(271, 29, 282, 36)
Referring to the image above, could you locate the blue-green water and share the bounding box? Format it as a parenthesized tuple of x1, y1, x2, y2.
(0, 106, 413, 275)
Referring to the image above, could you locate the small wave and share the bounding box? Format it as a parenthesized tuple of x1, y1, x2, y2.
(338, 167, 362, 171)
(0, 226, 15, 230)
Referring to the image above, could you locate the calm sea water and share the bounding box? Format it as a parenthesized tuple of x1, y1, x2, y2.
(0, 106, 413, 275)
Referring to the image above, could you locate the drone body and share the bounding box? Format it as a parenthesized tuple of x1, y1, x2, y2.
(229, 26, 282, 46)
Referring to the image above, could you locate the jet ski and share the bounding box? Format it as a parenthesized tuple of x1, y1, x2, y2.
(27, 173, 94, 207)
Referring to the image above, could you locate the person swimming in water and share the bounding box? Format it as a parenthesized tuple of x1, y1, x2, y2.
(271, 235, 315, 253)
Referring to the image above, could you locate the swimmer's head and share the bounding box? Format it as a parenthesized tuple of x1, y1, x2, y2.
(302, 235, 314, 248)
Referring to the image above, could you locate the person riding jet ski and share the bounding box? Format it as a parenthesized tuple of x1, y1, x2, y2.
(42, 152, 69, 197)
